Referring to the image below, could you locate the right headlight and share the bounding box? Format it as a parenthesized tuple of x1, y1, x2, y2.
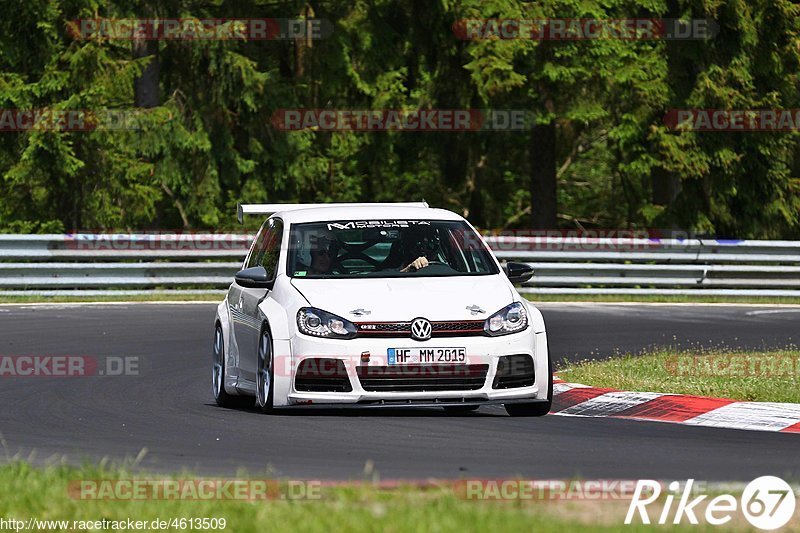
(297, 307, 357, 339)
(484, 302, 528, 336)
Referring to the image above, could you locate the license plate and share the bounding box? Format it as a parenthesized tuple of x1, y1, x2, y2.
(387, 347, 466, 364)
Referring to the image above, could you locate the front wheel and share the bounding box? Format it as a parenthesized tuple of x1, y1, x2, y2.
(256, 326, 275, 413)
(213, 324, 243, 408)
(504, 352, 553, 417)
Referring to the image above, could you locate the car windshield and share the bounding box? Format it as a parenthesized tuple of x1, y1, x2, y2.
(287, 220, 499, 278)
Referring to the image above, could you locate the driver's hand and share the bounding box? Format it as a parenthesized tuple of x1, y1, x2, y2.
(400, 256, 429, 272)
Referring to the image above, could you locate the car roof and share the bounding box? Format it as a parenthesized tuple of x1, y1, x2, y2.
(271, 206, 465, 224)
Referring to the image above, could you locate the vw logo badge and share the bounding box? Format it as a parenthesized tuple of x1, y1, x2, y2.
(410, 318, 432, 341)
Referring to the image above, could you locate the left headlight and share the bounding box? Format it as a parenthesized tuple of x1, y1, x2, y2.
(484, 302, 528, 336)
(297, 307, 357, 339)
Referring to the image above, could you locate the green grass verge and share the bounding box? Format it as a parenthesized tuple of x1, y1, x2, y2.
(525, 294, 800, 305)
(0, 462, 741, 532)
(560, 349, 800, 403)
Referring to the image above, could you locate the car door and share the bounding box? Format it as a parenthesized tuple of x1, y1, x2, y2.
(229, 217, 283, 384)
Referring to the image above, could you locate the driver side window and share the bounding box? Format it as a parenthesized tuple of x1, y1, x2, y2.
(246, 218, 283, 281)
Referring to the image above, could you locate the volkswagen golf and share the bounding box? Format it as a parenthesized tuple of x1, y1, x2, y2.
(213, 202, 552, 416)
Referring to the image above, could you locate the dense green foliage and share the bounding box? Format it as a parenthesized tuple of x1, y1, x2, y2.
(1, 0, 798, 236)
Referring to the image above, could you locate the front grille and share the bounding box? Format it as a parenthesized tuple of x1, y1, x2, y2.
(432, 321, 485, 334)
(357, 364, 489, 392)
(357, 322, 411, 335)
(356, 320, 485, 338)
(295, 358, 352, 392)
(492, 354, 535, 389)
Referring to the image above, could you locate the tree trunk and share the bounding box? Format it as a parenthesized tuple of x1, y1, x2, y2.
(133, 38, 160, 108)
(530, 121, 557, 229)
(652, 167, 680, 206)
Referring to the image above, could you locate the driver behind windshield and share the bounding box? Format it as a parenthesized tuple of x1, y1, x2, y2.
(398, 228, 440, 272)
(303, 231, 340, 275)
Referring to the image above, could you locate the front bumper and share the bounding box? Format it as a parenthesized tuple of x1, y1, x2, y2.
(272, 328, 549, 407)
(277, 398, 549, 409)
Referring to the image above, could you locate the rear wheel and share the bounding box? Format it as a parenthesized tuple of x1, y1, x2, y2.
(256, 327, 275, 413)
(504, 352, 553, 417)
(212, 324, 243, 408)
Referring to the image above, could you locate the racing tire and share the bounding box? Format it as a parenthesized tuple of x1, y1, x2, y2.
(213, 324, 247, 408)
(504, 352, 553, 417)
(256, 326, 275, 413)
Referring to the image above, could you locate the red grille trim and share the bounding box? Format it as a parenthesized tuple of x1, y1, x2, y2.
(355, 320, 486, 337)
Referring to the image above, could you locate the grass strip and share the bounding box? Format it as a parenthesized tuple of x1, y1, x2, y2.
(0, 462, 741, 532)
(560, 349, 800, 403)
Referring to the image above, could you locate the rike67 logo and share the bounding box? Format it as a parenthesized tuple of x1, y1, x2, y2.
(626, 477, 796, 530)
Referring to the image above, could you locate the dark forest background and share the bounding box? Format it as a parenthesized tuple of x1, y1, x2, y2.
(1, 0, 799, 235)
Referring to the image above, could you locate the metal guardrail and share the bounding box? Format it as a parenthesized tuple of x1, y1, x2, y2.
(0, 234, 799, 296)
(0, 234, 251, 260)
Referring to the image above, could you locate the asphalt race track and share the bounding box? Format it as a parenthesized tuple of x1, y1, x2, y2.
(0, 302, 798, 480)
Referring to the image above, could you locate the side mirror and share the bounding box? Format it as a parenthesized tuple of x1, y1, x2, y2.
(503, 262, 534, 285)
(235, 266, 273, 289)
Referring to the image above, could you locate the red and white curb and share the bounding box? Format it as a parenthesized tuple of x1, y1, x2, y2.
(551, 379, 800, 434)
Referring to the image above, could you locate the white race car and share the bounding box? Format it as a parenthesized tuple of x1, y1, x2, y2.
(213, 202, 552, 416)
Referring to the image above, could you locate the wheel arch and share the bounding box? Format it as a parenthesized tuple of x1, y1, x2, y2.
(215, 298, 233, 356)
(256, 298, 293, 407)
(214, 298, 240, 396)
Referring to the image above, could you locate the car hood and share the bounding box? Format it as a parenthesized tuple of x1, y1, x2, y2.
(290, 275, 517, 322)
